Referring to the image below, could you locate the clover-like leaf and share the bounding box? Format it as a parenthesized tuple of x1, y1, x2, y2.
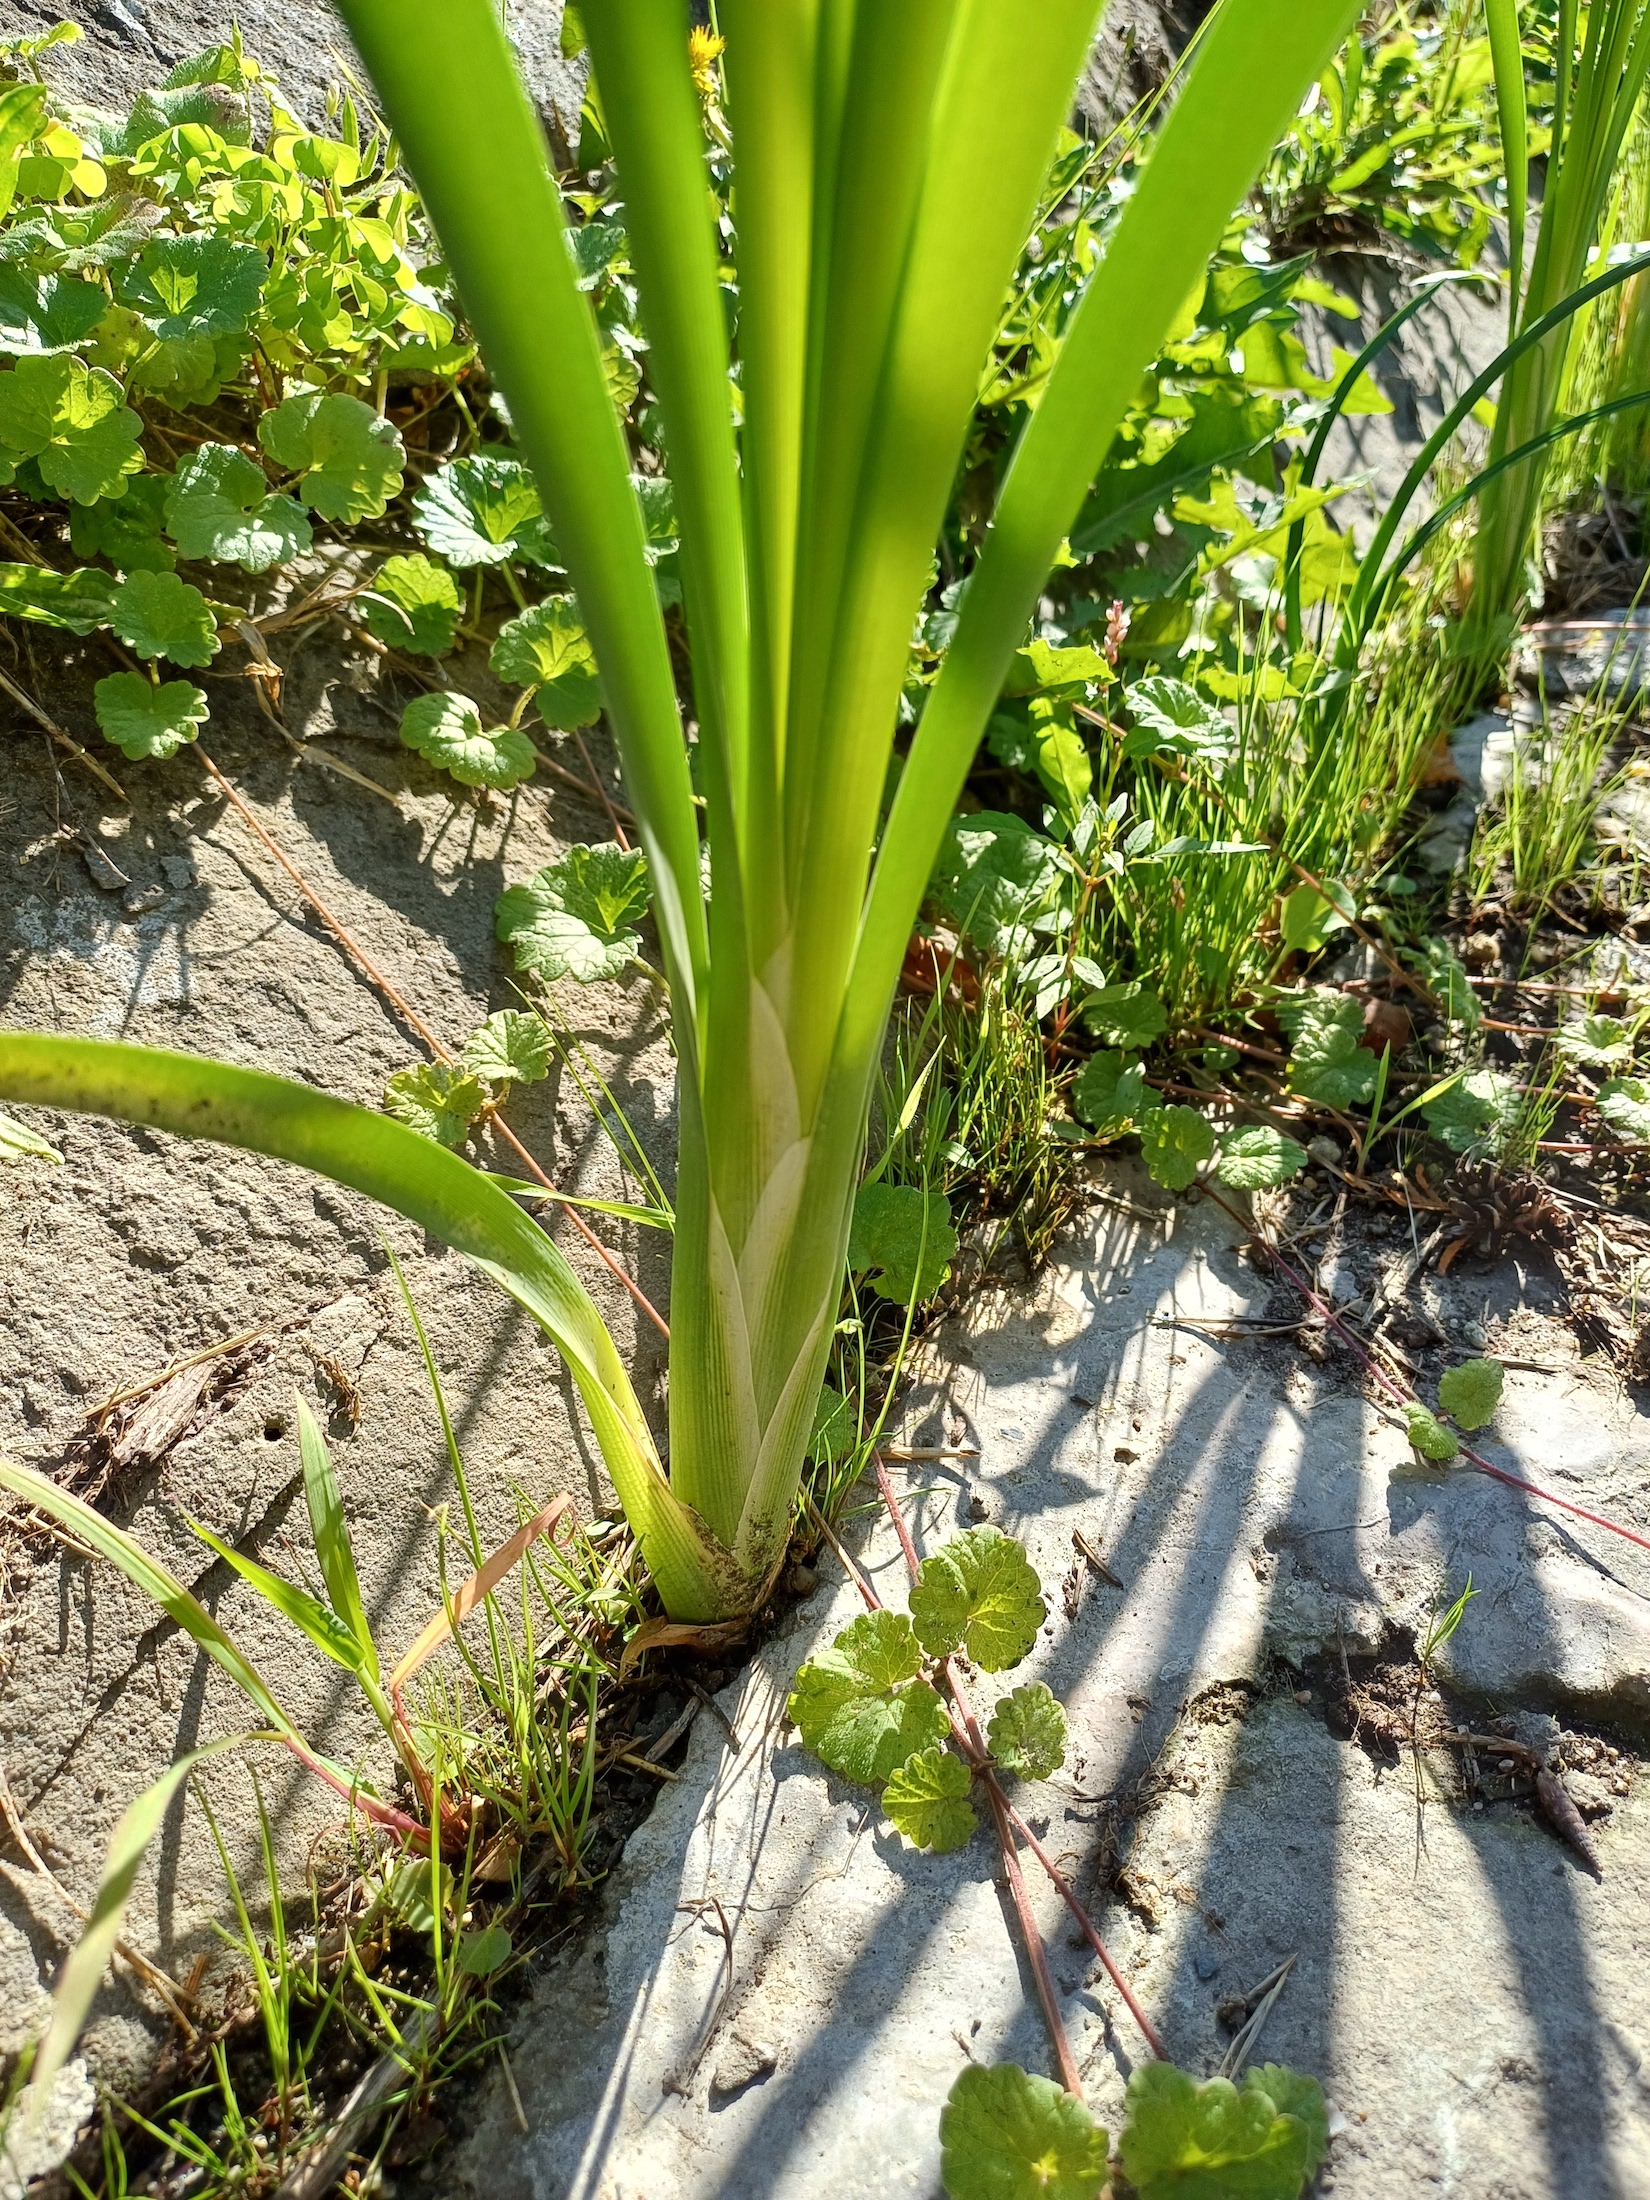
(257, 389, 405, 523)
(1437, 1357, 1503, 1431)
(359, 552, 461, 658)
(0, 268, 107, 355)
(1404, 1402, 1459, 1464)
(117, 233, 266, 339)
(92, 670, 207, 760)
(68, 474, 174, 573)
(909, 1526, 1044, 1672)
(163, 442, 312, 571)
(108, 568, 219, 666)
(460, 1009, 550, 1087)
(494, 842, 653, 983)
(786, 1608, 950, 1783)
(1421, 1066, 1519, 1157)
(412, 452, 559, 568)
(1072, 1049, 1148, 1136)
(383, 1062, 489, 1149)
(1122, 675, 1234, 769)
(490, 594, 601, 726)
(940, 2063, 1109, 2200)
(1083, 981, 1167, 1050)
(883, 1746, 978, 1853)
(1119, 2061, 1317, 2200)
(1597, 1075, 1650, 1141)
(399, 692, 536, 792)
(0, 355, 143, 503)
(1138, 1103, 1216, 1192)
(848, 1182, 957, 1304)
(0, 561, 119, 633)
(1277, 987, 1377, 1108)
(1217, 1124, 1307, 1190)
(1557, 1013, 1633, 1067)
(986, 1681, 1067, 1781)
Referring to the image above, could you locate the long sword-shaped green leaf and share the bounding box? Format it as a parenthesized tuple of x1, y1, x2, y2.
(1485, 0, 1528, 323)
(187, 1518, 372, 1680)
(296, 1397, 377, 1680)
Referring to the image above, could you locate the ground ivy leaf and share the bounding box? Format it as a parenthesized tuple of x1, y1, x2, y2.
(383, 1062, 489, 1148)
(399, 692, 536, 792)
(1122, 674, 1234, 770)
(1119, 2062, 1313, 2200)
(163, 441, 312, 571)
(460, 1009, 550, 1086)
(109, 568, 219, 666)
(939, 2063, 1109, 2200)
(359, 552, 461, 657)
(0, 268, 107, 355)
(1421, 1066, 1519, 1157)
(883, 1746, 977, 1853)
(1139, 1103, 1216, 1192)
(1072, 1049, 1146, 1136)
(93, 670, 207, 760)
(1597, 1076, 1650, 1140)
(1437, 1357, 1503, 1430)
(1557, 1013, 1633, 1067)
(1277, 987, 1377, 1108)
(412, 452, 560, 568)
(117, 233, 266, 339)
(68, 473, 174, 573)
(0, 355, 144, 503)
(489, 594, 601, 726)
(986, 1681, 1068, 1780)
(848, 1183, 957, 1304)
(786, 1608, 950, 1783)
(1083, 980, 1167, 1049)
(1404, 1402, 1459, 1464)
(0, 561, 118, 632)
(909, 1526, 1044, 1671)
(1246, 2067, 1329, 2178)
(1217, 1124, 1307, 1189)
(930, 809, 1062, 963)
(258, 389, 405, 523)
(494, 842, 652, 982)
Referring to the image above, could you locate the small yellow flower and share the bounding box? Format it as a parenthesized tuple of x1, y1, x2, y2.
(688, 25, 726, 102)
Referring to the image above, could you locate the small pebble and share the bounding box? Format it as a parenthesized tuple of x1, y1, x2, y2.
(82, 844, 125, 892)
(161, 852, 197, 890)
(121, 882, 166, 918)
(1460, 1320, 1488, 1349)
(1194, 1950, 1220, 1981)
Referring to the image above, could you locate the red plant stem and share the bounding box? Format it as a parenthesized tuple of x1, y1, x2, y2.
(279, 1736, 428, 1846)
(1201, 1185, 1650, 1557)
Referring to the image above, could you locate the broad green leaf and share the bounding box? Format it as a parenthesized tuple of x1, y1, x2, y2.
(461, 1009, 550, 1086)
(1437, 1357, 1503, 1431)
(495, 843, 652, 983)
(1277, 988, 1377, 1107)
(0, 1110, 62, 1162)
(489, 594, 601, 726)
(1279, 880, 1352, 955)
(359, 551, 462, 657)
(412, 452, 560, 568)
(787, 1608, 950, 1783)
(1122, 675, 1234, 768)
(1072, 1049, 1147, 1135)
(1408, 938, 1480, 1029)
(258, 389, 405, 523)
(399, 691, 537, 792)
(1597, 1076, 1650, 1140)
(164, 442, 312, 571)
(117, 233, 266, 338)
(0, 560, 119, 632)
(109, 568, 219, 667)
(457, 1922, 513, 1977)
(1217, 1124, 1307, 1189)
(1005, 636, 1111, 696)
(633, 471, 678, 561)
(883, 1745, 977, 1853)
(1030, 702, 1092, 818)
(848, 1182, 957, 1304)
(188, 1517, 370, 1673)
(296, 1398, 376, 1679)
(1557, 1014, 1633, 1067)
(807, 1382, 857, 1465)
(0, 267, 107, 355)
(68, 475, 174, 573)
(1083, 981, 1167, 1049)
(1139, 1103, 1216, 1192)
(986, 1681, 1067, 1780)
(1246, 2067, 1330, 2178)
(93, 671, 208, 760)
(940, 2063, 1109, 2200)
(1119, 2061, 1316, 2199)
(1405, 1402, 1459, 1464)
(383, 1061, 489, 1148)
(930, 810, 1061, 963)
(0, 355, 143, 503)
(1421, 1066, 1518, 1157)
(909, 1526, 1044, 1671)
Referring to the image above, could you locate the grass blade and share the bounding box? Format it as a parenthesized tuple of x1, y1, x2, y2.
(186, 1517, 370, 1678)
(296, 1397, 377, 1679)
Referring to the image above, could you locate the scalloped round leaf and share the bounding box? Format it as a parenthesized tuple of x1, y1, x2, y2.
(412, 452, 560, 568)
(1122, 674, 1234, 767)
(986, 1681, 1068, 1780)
(382, 1062, 489, 1149)
(109, 568, 220, 667)
(1246, 2065, 1330, 2177)
(490, 594, 601, 726)
(0, 561, 119, 632)
(117, 233, 266, 339)
(0, 268, 108, 355)
(1278, 987, 1377, 1108)
(460, 1009, 550, 1087)
(1082, 980, 1167, 1050)
(786, 1608, 950, 1784)
(1217, 1124, 1307, 1190)
(909, 1526, 1045, 1672)
(1556, 1013, 1633, 1067)
(847, 1182, 957, 1304)
(1072, 1049, 1146, 1135)
(1597, 1076, 1650, 1142)
(1139, 1103, 1216, 1192)
(163, 441, 312, 571)
(1437, 1356, 1502, 1431)
(257, 389, 404, 523)
(883, 1746, 977, 1853)
(1421, 1066, 1519, 1158)
(494, 843, 652, 982)
(398, 691, 536, 792)
(0, 355, 143, 503)
(1120, 2062, 1313, 2199)
(1404, 1402, 1459, 1464)
(940, 2063, 1109, 2200)
(359, 552, 461, 658)
(92, 670, 207, 760)
(68, 473, 174, 573)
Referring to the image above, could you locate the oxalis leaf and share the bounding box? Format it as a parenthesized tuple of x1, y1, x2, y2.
(787, 1608, 949, 1783)
(383, 1062, 490, 1148)
(413, 452, 560, 568)
(490, 594, 601, 727)
(1217, 1124, 1307, 1190)
(0, 560, 119, 633)
(1072, 1049, 1147, 1136)
(359, 552, 461, 658)
(1276, 988, 1376, 1108)
(93, 671, 208, 760)
(1138, 1103, 1216, 1192)
(117, 232, 265, 339)
(986, 1681, 1068, 1780)
(461, 1009, 550, 1087)
(883, 1746, 977, 1853)
(1437, 1357, 1502, 1431)
(909, 1526, 1044, 1671)
(1118, 2059, 1324, 2199)
(109, 569, 219, 667)
(399, 692, 536, 792)
(939, 2063, 1109, 2200)
(0, 354, 143, 503)
(1597, 1076, 1650, 1141)
(1404, 1402, 1458, 1465)
(495, 843, 652, 983)
(258, 389, 405, 523)
(848, 1182, 957, 1304)
(164, 442, 311, 571)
